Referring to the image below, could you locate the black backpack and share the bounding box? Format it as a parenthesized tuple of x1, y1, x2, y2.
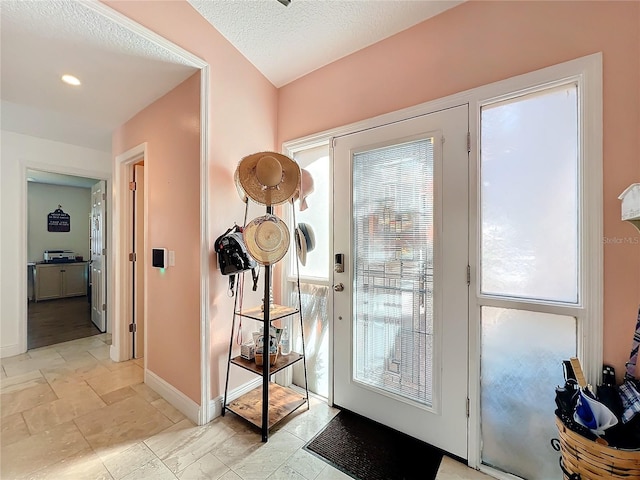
(214, 224, 259, 295)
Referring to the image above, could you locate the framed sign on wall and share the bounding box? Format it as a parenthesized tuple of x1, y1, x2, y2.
(48, 206, 70, 232)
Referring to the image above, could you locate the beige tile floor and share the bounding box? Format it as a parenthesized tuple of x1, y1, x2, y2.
(0, 334, 493, 480)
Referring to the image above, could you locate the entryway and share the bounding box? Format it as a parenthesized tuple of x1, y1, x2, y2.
(284, 53, 602, 480)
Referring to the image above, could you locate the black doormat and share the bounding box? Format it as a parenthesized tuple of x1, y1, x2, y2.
(303, 409, 443, 480)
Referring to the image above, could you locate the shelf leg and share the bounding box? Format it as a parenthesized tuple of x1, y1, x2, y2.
(222, 274, 241, 416)
(262, 207, 273, 442)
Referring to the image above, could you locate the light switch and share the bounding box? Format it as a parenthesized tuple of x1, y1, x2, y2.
(168, 250, 175, 266)
(152, 248, 167, 268)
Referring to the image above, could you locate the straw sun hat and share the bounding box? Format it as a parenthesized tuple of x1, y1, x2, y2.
(243, 214, 290, 266)
(237, 152, 301, 206)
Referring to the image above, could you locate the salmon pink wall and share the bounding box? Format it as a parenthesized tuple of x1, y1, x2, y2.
(277, 1, 640, 380)
(104, 1, 278, 402)
(113, 72, 201, 402)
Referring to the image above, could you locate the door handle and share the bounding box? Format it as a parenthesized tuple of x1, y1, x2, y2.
(333, 283, 344, 292)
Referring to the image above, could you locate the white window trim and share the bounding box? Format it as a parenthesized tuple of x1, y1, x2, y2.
(281, 53, 602, 473)
(466, 53, 602, 474)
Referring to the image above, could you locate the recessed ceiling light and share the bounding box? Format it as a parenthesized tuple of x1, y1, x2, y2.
(61, 74, 81, 86)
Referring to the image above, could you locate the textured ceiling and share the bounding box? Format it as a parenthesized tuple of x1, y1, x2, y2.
(1, 0, 464, 156)
(0, 0, 199, 152)
(189, 0, 464, 87)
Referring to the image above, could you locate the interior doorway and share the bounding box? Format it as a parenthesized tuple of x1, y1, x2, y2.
(113, 144, 147, 363)
(26, 169, 106, 350)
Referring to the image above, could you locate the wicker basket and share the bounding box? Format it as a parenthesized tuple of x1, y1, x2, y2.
(554, 416, 640, 479)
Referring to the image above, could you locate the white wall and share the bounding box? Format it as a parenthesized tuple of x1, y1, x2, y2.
(28, 183, 92, 263)
(0, 131, 111, 358)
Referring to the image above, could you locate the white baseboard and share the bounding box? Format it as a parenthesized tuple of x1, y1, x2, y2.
(145, 369, 202, 425)
(144, 374, 264, 426)
(1, 343, 24, 359)
(208, 377, 263, 421)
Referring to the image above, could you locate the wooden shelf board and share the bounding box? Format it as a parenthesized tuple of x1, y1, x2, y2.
(226, 383, 307, 430)
(236, 304, 298, 321)
(231, 353, 303, 375)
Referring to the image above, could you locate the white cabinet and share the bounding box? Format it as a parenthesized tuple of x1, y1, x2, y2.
(34, 262, 88, 301)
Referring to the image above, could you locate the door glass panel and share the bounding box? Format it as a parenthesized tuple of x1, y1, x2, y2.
(291, 149, 330, 279)
(286, 144, 331, 398)
(480, 84, 578, 303)
(289, 283, 329, 397)
(481, 307, 576, 480)
(352, 139, 434, 406)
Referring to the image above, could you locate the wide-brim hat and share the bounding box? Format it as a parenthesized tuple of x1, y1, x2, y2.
(234, 167, 248, 203)
(243, 214, 290, 266)
(237, 151, 300, 206)
(293, 168, 315, 211)
(295, 223, 316, 266)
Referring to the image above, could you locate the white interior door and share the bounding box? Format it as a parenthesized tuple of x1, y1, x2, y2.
(333, 105, 469, 458)
(90, 180, 106, 332)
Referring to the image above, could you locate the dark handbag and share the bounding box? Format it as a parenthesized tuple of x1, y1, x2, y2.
(214, 224, 259, 295)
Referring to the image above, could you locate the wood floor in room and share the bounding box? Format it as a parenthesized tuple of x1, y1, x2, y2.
(27, 296, 100, 349)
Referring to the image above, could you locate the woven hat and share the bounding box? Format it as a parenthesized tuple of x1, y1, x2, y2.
(293, 168, 315, 211)
(295, 223, 315, 266)
(234, 167, 248, 203)
(237, 152, 300, 206)
(243, 214, 290, 266)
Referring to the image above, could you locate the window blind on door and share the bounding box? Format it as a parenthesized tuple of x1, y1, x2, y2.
(352, 138, 435, 406)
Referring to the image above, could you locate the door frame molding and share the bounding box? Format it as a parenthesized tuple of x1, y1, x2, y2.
(112, 143, 146, 364)
(89, 2, 213, 425)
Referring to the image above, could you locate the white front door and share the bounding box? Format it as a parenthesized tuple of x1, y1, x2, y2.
(90, 180, 107, 332)
(333, 105, 469, 458)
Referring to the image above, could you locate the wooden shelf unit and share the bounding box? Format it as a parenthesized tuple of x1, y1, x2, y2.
(226, 383, 307, 430)
(231, 351, 304, 375)
(223, 297, 308, 440)
(236, 304, 298, 321)
(222, 205, 309, 442)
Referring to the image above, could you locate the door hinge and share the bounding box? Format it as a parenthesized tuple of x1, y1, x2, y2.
(128, 323, 137, 333)
(102, 303, 106, 312)
(466, 265, 471, 285)
(467, 132, 471, 153)
(466, 397, 470, 417)
(441, 135, 445, 144)
(102, 192, 106, 200)
(102, 248, 106, 255)
(129, 181, 136, 191)
(129, 252, 136, 262)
